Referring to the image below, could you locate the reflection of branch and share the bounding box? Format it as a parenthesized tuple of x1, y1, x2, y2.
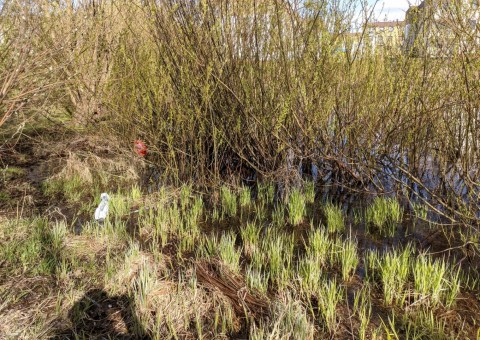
(388, 161, 480, 230)
(427, 241, 479, 256)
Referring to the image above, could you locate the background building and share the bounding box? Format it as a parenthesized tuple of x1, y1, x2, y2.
(404, 0, 479, 56)
(366, 20, 405, 50)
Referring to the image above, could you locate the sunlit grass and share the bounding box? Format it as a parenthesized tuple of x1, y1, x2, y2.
(179, 229, 199, 254)
(304, 180, 315, 204)
(365, 249, 379, 283)
(353, 285, 372, 340)
(258, 182, 275, 205)
(246, 264, 269, 295)
(240, 221, 261, 258)
(43, 175, 84, 202)
(287, 188, 306, 226)
(218, 232, 241, 273)
(379, 245, 412, 306)
(2, 218, 54, 275)
(0, 181, 476, 339)
(254, 199, 267, 221)
(298, 253, 323, 293)
(365, 197, 403, 237)
(353, 208, 363, 225)
(50, 220, 67, 254)
(152, 207, 170, 247)
(134, 261, 157, 311)
(324, 202, 344, 233)
(412, 201, 428, 220)
(413, 254, 461, 308)
(239, 186, 252, 208)
(220, 186, 237, 217)
(318, 279, 343, 334)
(271, 204, 285, 226)
(179, 184, 192, 211)
(263, 230, 294, 290)
(402, 308, 448, 339)
(109, 193, 131, 219)
(338, 238, 359, 282)
(199, 233, 218, 260)
(183, 196, 203, 230)
(212, 302, 236, 337)
(306, 226, 331, 266)
(131, 184, 142, 201)
(212, 207, 220, 222)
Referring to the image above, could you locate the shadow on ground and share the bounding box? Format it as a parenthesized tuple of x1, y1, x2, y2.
(53, 289, 150, 339)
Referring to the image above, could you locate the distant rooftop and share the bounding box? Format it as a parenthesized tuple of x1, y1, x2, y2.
(367, 21, 405, 28)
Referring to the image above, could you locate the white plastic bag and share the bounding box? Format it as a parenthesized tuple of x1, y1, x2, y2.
(94, 193, 109, 223)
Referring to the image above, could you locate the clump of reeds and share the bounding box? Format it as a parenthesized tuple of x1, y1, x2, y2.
(239, 186, 252, 208)
(240, 221, 261, 258)
(217, 232, 241, 273)
(353, 285, 372, 340)
(258, 183, 275, 205)
(413, 254, 461, 308)
(246, 265, 269, 295)
(271, 204, 285, 226)
(180, 184, 192, 211)
(262, 230, 294, 290)
(317, 279, 343, 334)
(109, 193, 131, 220)
(337, 238, 359, 281)
(401, 308, 448, 338)
(379, 245, 412, 306)
(220, 186, 237, 218)
(304, 180, 315, 204)
(287, 188, 306, 226)
(306, 226, 331, 267)
(298, 253, 323, 294)
(365, 197, 403, 237)
(324, 202, 345, 233)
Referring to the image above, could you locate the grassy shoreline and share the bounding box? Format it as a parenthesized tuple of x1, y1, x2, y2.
(1, 144, 479, 339)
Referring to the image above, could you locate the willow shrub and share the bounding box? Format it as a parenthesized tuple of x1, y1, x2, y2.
(8, 0, 480, 228)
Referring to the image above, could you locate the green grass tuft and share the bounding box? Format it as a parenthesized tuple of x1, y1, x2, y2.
(271, 204, 285, 226)
(258, 183, 275, 205)
(365, 197, 403, 237)
(338, 238, 359, 281)
(324, 202, 345, 233)
(318, 279, 343, 333)
(218, 232, 241, 273)
(413, 254, 461, 308)
(220, 186, 237, 217)
(239, 186, 252, 208)
(379, 245, 412, 306)
(240, 221, 261, 258)
(304, 180, 315, 204)
(287, 188, 306, 226)
(306, 226, 331, 266)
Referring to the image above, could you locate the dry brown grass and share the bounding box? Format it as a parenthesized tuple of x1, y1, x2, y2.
(0, 276, 58, 339)
(196, 259, 269, 318)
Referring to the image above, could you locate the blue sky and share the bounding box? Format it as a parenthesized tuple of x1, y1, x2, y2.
(368, 0, 422, 21)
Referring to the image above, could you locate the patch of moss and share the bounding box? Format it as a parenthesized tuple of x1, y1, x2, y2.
(0, 191, 11, 202)
(1, 166, 25, 181)
(42, 175, 85, 202)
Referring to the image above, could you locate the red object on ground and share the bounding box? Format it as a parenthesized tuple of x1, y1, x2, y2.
(134, 140, 147, 157)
